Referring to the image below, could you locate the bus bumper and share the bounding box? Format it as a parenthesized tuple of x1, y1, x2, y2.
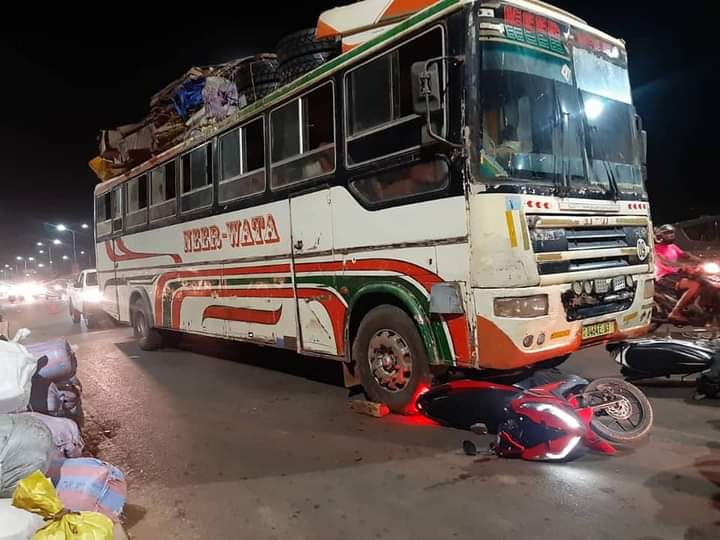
(470, 274, 654, 370)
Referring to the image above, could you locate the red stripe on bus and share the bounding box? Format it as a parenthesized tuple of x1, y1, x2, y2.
(172, 286, 346, 354)
(105, 240, 183, 264)
(154, 263, 292, 323)
(172, 288, 294, 328)
(116, 239, 183, 264)
(202, 305, 283, 325)
(156, 258, 442, 357)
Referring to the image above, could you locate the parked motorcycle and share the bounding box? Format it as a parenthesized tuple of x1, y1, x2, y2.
(652, 261, 720, 330)
(416, 371, 653, 462)
(607, 338, 720, 400)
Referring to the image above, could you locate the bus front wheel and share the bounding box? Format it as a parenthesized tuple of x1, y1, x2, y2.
(353, 305, 431, 414)
(131, 301, 163, 351)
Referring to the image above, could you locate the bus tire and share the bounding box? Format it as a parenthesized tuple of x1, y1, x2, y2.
(131, 300, 163, 351)
(353, 305, 431, 415)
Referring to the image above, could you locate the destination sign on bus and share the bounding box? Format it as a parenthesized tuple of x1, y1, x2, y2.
(503, 6, 566, 55)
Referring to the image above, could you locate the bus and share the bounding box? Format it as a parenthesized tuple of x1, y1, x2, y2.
(94, 0, 654, 413)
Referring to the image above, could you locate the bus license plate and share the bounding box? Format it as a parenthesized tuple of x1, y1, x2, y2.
(582, 321, 616, 340)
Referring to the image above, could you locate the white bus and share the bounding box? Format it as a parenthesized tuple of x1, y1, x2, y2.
(95, 0, 654, 412)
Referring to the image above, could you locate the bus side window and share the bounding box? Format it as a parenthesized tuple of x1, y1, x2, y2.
(350, 158, 449, 205)
(219, 117, 267, 203)
(150, 160, 178, 222)
(111, 187, 123, 233)
(270, 82, 335, 189)
(95, 192, 113, 238)
(181, 144, 213, 213)
(346, 26, 444, 166)
(127, 174, 149, 229)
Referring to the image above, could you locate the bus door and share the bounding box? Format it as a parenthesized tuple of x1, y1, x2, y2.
(290, 188, 339, 356)
(104, 186, 123, 321)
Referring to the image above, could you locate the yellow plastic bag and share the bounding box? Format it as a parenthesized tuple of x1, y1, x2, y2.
(12, 470, 114, 540)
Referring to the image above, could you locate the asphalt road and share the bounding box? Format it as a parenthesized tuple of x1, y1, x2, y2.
(2, 297, 718, 540)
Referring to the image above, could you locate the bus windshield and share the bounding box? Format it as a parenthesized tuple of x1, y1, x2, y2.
(478, 41, 644, 196)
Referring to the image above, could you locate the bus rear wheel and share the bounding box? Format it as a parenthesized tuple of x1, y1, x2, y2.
(131, 301, 163, 351)
(353, 305, 430, 414)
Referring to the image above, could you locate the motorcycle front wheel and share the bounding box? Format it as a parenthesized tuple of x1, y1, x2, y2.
(582, 378, 653, 444)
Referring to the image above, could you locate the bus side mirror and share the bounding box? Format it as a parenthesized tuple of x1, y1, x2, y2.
(411, 61, 441, 115)
(410, 55, 464, 149)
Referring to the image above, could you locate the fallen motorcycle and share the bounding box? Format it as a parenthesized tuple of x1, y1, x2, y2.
(417, 371, 653, 462)
(608, 338, 720, 400)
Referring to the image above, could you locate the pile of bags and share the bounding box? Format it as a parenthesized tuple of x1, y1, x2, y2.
(1, 330, 127, 539)
(89, 54, 277, 182)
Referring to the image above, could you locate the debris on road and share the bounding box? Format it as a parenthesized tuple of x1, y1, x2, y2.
(25, 339, 77, 382)
(0, 415, 53, 498)
(348, 399, 390, 418)
(0, 497, 44, 540)
(47, 458, 127, 524)
(21, 413, 84, 459)
(1, 326, 129, 537)
(12, 470, 114, 540)
(0, 333, 37, 414)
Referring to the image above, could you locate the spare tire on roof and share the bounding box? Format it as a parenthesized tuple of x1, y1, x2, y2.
(234, 56, 279, 92)
(238, 81, 280, 104)
(279, 56, 331, 85)
(276, 28, 341, 66)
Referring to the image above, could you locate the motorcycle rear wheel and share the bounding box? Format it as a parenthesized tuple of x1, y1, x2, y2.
(583, 378, 653, 444)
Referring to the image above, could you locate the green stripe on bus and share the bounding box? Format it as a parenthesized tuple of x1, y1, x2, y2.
(162, 272, 456, 363)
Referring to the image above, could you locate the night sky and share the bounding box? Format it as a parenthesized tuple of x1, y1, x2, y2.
(1, 2, 717, 267)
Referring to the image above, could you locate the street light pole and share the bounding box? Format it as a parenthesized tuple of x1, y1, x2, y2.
(56, 225, 78, 265)
(71, 230, 77, 265)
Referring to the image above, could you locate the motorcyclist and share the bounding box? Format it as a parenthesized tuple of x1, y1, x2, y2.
(654, 224, 702, 323)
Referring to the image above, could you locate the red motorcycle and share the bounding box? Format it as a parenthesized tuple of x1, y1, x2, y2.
(417, 373, 653, 462)
(652, 261, 720, 331)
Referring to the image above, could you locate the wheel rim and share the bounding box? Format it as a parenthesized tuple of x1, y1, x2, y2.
(367, 329, 413, 393)
(134, 312, 147, 338)
(587, 383, 644, 434)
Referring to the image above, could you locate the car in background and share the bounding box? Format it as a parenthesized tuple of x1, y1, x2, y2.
(43, 278, 72, 301)
(67, 269, 104, 329)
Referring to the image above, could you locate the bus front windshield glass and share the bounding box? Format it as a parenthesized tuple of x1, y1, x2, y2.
(478, 41, 645, 196)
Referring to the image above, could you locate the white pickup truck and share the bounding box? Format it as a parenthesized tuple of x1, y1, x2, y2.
(67, 269, 104, 329)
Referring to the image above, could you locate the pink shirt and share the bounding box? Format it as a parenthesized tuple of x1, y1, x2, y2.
(655, 243, 685, 279)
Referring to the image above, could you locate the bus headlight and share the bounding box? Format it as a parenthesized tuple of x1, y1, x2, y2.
(494, 295, 549, 318)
